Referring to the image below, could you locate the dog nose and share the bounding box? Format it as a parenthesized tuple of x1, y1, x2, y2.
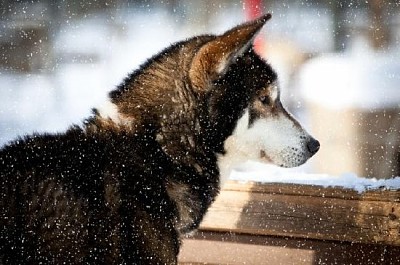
(307, 138, 320, 155)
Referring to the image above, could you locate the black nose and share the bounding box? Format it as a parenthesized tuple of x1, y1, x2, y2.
(307, 138, 320, 155)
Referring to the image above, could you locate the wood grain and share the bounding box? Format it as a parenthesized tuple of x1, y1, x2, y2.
(199, 181, 400, 246)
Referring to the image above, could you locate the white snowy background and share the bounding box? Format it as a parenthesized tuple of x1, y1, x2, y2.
(1, 1, 400, 191)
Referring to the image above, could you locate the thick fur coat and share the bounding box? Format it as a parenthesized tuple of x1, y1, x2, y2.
(0, 14, 319, 264)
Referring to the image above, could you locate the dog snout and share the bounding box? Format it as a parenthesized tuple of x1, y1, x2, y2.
(307, 137, 320, 155)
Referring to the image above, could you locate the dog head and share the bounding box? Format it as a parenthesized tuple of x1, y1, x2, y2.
(188, 14, 319, 176)
(101, 14, 319, 174)
(224, 81, 320, 168)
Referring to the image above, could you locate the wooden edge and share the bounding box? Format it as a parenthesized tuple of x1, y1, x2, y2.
(222, 180, 400, 202)
(179, 231, 400, 265)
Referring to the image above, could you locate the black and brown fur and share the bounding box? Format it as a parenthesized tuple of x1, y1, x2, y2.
(0, 14, 276, 264)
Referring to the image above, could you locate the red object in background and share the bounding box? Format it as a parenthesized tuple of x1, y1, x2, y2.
(245, 0, 263, 19)
(244, 0, 265, 54)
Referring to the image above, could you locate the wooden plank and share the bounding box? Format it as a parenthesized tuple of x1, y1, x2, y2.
(179, 231, 400, 265)
(199, 181, 400, 246)
(180, 232, 315, 265)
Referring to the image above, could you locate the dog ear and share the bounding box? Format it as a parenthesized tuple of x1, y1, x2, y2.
(189, 13, 271, 92)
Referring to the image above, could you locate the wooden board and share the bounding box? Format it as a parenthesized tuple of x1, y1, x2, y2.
(179, 231, 400, 265)
(199, 181, 400, 246)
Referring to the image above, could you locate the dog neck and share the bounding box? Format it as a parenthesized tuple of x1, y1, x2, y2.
(217, 109, 257, 188)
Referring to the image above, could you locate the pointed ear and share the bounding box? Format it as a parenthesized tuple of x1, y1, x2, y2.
(189, 14, 271, 92)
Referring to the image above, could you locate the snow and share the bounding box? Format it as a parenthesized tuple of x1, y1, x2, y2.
(298, 47, 400, 110)
(266, 6, 334, 53)
(229, 161, 400, 193)
(0, 63, 112, 145)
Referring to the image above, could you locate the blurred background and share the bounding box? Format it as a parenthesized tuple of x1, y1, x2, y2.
(0, 0, 399, 179)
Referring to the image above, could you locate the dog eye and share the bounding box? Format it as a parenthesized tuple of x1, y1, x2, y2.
(259, 96, 270, 105)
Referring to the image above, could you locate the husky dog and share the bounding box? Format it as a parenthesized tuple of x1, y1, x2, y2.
(0, 14, 319, 264)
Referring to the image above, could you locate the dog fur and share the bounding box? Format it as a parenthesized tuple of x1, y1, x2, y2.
(0, 14, 319, 264)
